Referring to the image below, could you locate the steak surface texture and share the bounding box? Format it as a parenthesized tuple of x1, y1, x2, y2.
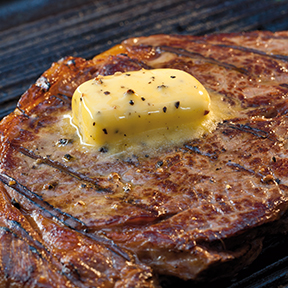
(1, 31, 288, 287)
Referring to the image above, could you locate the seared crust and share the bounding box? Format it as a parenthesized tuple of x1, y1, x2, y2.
(1, 31, 288, 286)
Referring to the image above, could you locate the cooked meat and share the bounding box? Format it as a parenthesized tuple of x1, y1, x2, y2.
(1, 31, 288, 287)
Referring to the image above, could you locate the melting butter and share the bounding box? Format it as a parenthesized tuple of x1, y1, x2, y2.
(72, 68, 212, 151)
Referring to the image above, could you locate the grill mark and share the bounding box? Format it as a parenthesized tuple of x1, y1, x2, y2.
(0, 223, 87, 287)
(226, 122, 273, 140)
(17, 146, 112, 193)
(183, 144, 217, 158)
(53, 93, 72, 104)
(15, 106, 29, 118)
(8, 220, 47, 253)
(0, 172, 86, 230)
(226, 162, 258, 175)
(213, 43, 288, 62)
(0, 173, 131, 261)
(185, 38, 288, 62)
(159, 45, 249, 74)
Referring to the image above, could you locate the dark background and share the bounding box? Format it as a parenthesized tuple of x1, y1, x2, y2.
(1, 0, 288, 119)
(1, 1, 288, 287)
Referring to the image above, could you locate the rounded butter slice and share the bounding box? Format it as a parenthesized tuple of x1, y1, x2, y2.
(72, 68, 210, 148)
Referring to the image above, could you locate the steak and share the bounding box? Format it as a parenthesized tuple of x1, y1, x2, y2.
(1, 31, 288, 287)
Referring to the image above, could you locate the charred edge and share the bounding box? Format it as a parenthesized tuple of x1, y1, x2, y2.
(214, 43, 288, 62)
(0, 173, 131, 261)
(159, 46, 248, 74)
(15, 106, 29, 118)
(226, 123, 272, 139)
(17, 146, 112, 193)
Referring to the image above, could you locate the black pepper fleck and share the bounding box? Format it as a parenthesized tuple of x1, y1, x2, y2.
(129, 100, 134, 105)
(103, 128, 108, 134)
(170, 75, 176, 78)
(93, 122, 96, 126)
(141, 97, 145, 101)
(175, 101, 180, 108)
(163, 106, 167, 113)
(104, 91, 110, 95)
(11, 198, 20, 209)
(157, 160, 164, 167)
(63, 154, 73, 161)
(272, 156, 276, 162)
(204, 110, 210, 115)
(126, 89, 135, 94)
(99, 147, 108, 153)
(57, 138, 72, 146)
(157, 84, 167, 89)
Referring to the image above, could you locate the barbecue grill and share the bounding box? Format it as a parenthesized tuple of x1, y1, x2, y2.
(1, 0, 288, 287)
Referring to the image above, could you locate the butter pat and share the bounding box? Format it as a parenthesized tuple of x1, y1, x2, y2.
(72, 69, 211, 149)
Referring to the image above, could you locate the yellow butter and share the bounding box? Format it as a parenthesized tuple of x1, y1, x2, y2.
(72, 68, 211, 150)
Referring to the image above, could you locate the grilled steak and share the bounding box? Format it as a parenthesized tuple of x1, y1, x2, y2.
(1, 30, 288, 287)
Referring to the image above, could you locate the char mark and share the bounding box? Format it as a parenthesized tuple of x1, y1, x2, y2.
(214, 43, 288, 62)
(183, 144, 217, 158)
(15, 106, 29, 118)
(17, 146, 112, 193)
(0, 172, 86, 231)
(0, 173, 131, 261)
(159, 45, 248, 74)
(53, 93, 72, 104)
(225, 122, 272, 140)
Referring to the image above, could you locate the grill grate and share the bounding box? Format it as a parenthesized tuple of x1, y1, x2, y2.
(1, 0, 288, 119)
(1, 1, 288, 287)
